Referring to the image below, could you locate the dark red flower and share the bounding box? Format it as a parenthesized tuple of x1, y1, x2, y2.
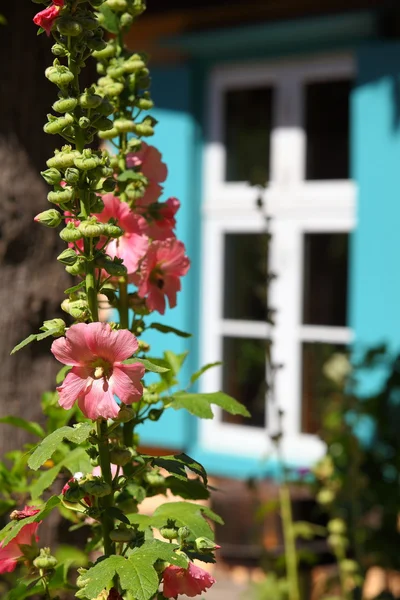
(33, 2, 63, 36)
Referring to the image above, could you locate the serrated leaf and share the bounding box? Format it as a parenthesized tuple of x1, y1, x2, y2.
(64, 280, 85, 294)
(31, 446, 91, 500)
(164, 351, 188, 377)
(0, 496, 60, 544)
(165, 476, 210, 500)
(190, 362, 222, 386)
(0, 416, 45, 438)
(28, 422, 93, 470)
(124, 357, 169, 373)
(152, 453, 208, 486)
(10, 334, 37, 355)
(56, 364, 72, 384)
(130, 539, 188, 568)
(149, 323, 191, 338)
(152, 502, 223, 539)
(172, 391, 251, 419)
(98, 4, 119, 33)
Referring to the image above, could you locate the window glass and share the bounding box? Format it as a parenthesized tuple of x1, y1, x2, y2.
(305, 80, 351, 180)
(224, 87, 273, 184)
(303, 233, 349, 327)
(222, 337, 266, 427)
(223, 233, 268, 321)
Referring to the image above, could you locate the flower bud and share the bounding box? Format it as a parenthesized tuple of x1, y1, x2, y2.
(44, 113, 74, 135)
(160, 524, 178, 541)
(116, 405, 135, 423)
(33, 548, 58, 570)
(102, 178, 117, 193)
(195, 537, 221, 552)
(61, 298, 89, 320)
(78, 15, 99, 31)
(133, 117, 156, 137)
(328, 533, 349, 551)
(107, 65, 125, 79)
(123, 54, 146, 74)
(48, 187, 74, 205)
(102, 258, 127, 277)
(110, 525, 135, 543)
(148, 409, 163, 422)
(60, 222, 83, 242)
(47, 147, 80, 170)
(109, 446, 133, 467)
(80, 91, 103, 109)
(76, 568, 89, 589)
(341, 559, 358, 574)
(52, 97, 78, 113)
(105, 0, 127, 11)
(145, 471, 165, 487)
(120, 12, 134, 29)
(34, 209, 62, 228)
(64, 482, 86, 503)
(125, 181, 146, 200)
(179, 527, 191, 541)
(136, 96, 154, 111)
(51, 43, 68, 57)
(103, 223, 123, 238)
(45, 62, 74, 87)
(79, 116, 91, 129)
(64, 167, 80, 185)
(41, 167, 62, 185)
(127, 138, 142, 152)
(93, 44, 116, 61)
(327, 519, 347, 536)
(98, 127, 119, 140)
(316, 489, 335, 506)
(40, 319, 66, 336)
(81, 478, 112, 498)
(66, 259, 86, 276)
(56, 16, 83, 37)
(130, 0, 146, 16)
(87, 36, 108, 52)
(96, 117, 114, 132)
(57, 249, 78, 266)
(74, 150, 100, 171)
(114, 118, 135, 133)
(79, 219, 104, 238)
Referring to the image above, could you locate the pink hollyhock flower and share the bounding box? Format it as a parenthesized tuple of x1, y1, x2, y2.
(33, 1, 64, 36)
(0, 522, 39, 574)
(139, 198, 180, 241)
(10, 506, 40, 521)
(92, 464, 118, 478)
(94, 194, 149, 275)
(51, 322, 145, 420)
(126, 142, 167, 206)
(163, 563, 216, 598)
(134, 238, 190, 314)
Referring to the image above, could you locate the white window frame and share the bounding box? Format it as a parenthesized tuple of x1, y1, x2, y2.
(199, 54, 356, 467)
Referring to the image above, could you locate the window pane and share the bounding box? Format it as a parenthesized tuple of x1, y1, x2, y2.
(303, 233, 349, 326)
(222, 337, 266, 427)
(305, 80, 351, 180)
(224, 87, 273, 184)
(223, 233, 268, 321)
(301, 342, 346, 434)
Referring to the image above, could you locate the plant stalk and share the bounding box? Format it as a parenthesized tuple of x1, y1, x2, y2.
(96, 418, 115, 556)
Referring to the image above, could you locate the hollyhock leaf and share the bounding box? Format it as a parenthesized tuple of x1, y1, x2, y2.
(36, 27, 45, 36)
(98, 4, 120, 34)
(190, 362, 222, 386)
(10, 334, 38, 355)
(105, 506, 130, 525)
(64, 280, 85, 294)
(151, 453, 208, 486)
(129, 539, 188, 568)
(0, 417, 45, 439)
(164, 351, 188, 376)
(28, 423, 93, 470)
(0, 496, 60, 545)
(172, 391, 251, 419)
(31, 446, 90, 500)
(56, 364, 72, 384)
(165, 476, 210, 501)
(36, 327, 60, 341)
(149, 323, 191, 338)
(152, 502, 223, 539)
(117, 169, 145, 182)
(124, 358, 169, 373)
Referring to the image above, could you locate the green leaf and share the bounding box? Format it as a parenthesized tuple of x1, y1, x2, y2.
(64, 280, 85, 294)
(105, 506, 130, 525)
(0, 416, 45, 438)
(28, 422, 93, 470)
(36, 328, 60, 341)
(56, 364, 72, 384)
(190, 362, 222, 386)
(30, 446, 91, 500)
(10, 334, 37, 355)
(172, 391, 251, 419)
(164, 351, 188, 376)
(98, 4, 120, 34)
(0, 496, 60, 544)
(149, 323, 191, 338)
(151, 453, 208, 486)
(36, 27, 45, 36)
(165, 476, 210, 500)
(117, 169, 146, 182)
(152, 502, 223, 539)
(124, 357, 169, 373)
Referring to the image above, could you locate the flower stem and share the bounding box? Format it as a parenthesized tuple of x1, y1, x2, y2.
(96, 418, 115, 556)
(279, 484, 301, 600)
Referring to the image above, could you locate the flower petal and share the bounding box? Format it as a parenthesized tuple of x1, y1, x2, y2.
(110, 365, 144, 404)
(57, 368, 90, 410)
(84, 323, 138, 363)
(78, 378, 120, 420)
(51, 323, 94, 366)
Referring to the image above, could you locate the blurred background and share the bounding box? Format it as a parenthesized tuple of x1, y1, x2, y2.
(2, 0, 400, 598)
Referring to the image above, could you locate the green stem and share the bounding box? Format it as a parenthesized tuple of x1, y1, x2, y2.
(279, 484, 301, 600)
(96, 418, 115, 556)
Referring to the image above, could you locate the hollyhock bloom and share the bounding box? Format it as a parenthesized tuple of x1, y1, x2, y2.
(33, 1, 64, 36)
(126, 142, 167, 206)
(138, 198, 180, 241)
(0, 522, 39, 574)
(10, 506, 40, 521)
(51, 322, 145, 420)
(163, 563, 216, 598)
(94, 194, 149, 275)
(134, 238, 190, 315)
(92, 464, 118, 478)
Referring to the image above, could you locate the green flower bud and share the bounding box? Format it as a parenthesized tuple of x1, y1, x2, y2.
(76, 568, 89, 589)
(41, 167, 62, 185)
(64, 167, 80, 185)
(120, 12, 134, 28)
(93, 44, 116, 60)
(57, 248, 78, 266)
(133, 117, 156, 137)
(79, 219, 104, 238)
(154, 560, 169, 574)
(56, 16, 83, 37)
(51, 43, 68, 57)
(47, 147, 80, 170)
(148, 409, 163, 422)
(160, 523, 178, 541)
(110, 525, 135, 543)
(102, 178, 117, 193)
(129, 0, 146, 17)
(138, 75, 151, 90)
(116, 405, 135, 423)
(328, 533, 348, 551)
(87, 36, 108, 52)
(33, 548, 58, 570)
(104, 83, 124, 97)
(81, 477, 112, 498)
(317, 489, 335, 506)
(74, 150, 100, 171)
(107, 66, 125, 79)
(195, 537, 220, 552)
(64, 481, 86, 503)
(66, 259, 86, 276)
(40, 318, 66, 336)
(45, 62, 74, 87)
(103, 223, 123, 238)
(61, 298, 89, 321)
(179, 527, 191, 541)
(52, 97, 78, 113)
(105, 0, 127, 12)
(44, 113, 74, 135)
(123, 54, 146, 74)
(60, 222, 83, 243)
(327, 519, 347, 536)
(114, 118, 135, 133)
(77, 16, 99, 31)
(102, 258, 127, 276)
(127, 137, 142, 152)
(97, 62, 106, 75)
(80, 91, 103, 109)
(48, 187, 74, 205)
(34, 209, 62, 228)
(145, 471, 165, 487)
(79, 116, 91, 129)
(95, 117, 114, 132)
(98, 127, 118, 140)
(109, 446, 133, 466)
(341, 559, 359, 574)
(137, 340, 150, 352)
(125, 180, 146, 200)
(136, 96, 154, 111)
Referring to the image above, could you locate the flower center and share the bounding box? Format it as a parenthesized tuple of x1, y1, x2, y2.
(91, 359, 112, 380)
(150, 267, 165, 290)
